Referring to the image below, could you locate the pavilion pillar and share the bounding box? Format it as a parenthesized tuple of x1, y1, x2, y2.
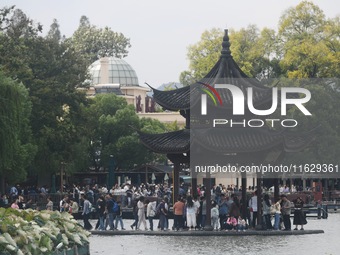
(241, 172, 247, 220)
(256, 176, 263, 229)
(203, 174, 213, 230)
(192, 178, 197, 197)
(173, 160, 180, 206)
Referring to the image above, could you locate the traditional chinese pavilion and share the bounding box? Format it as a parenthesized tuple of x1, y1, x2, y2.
(139, 29, 315, 229)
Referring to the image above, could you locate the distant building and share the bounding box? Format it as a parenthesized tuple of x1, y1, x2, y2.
(86, 57, 150, 113)
(85, 57, 185, 125)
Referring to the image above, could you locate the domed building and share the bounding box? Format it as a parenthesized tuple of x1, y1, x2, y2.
(86, 57, 151, 113)
(89, 57, 139, 86)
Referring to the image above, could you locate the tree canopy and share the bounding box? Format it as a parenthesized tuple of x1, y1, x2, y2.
(86, 94, 169, 172)
(67, 16, 131, 67)
(180, 1, 339, 84)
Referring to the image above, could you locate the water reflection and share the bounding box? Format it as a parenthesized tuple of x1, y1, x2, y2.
(90, 214, 340, 255)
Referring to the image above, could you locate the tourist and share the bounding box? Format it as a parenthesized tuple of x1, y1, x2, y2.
(273, 198, 282, 230)
(262, 194, 273, 230)
(124, 185, 132, 207)
(59, 195, 69, 212)
(225, 215, 237, 231)
(218, 195, 228, 230)
(196, 196, 202, 230)
(81, 194, 93, 230)
(293, 197, 307, 230)
(211, 201, 219, 231)
(158, 198, 168, 231)
(214, 184, 222, 204)
(105, 194, 115, 230)
(130, 198, 139, 230)
(186, 196, 197, 230)
(9, 185, 18, 200)
(114, 201, 125, 230)
(11, 199, 19, 209)
(173, 196, 185, 231)
(146, 199, 156, 231)
(69, 198, 79, 219)
(137, 196, 147, 230)
(229, 196, 241, 218)
(281, 195, 291, 230)
(96, 196, 106, 231)
(200, 196, 207, 229)
(248, 191, 258, 229)
(237, 216, 246, 231)
(46, 196, 53, 211)
(0, 194, 9, 208)
(18, 195, 25, 209)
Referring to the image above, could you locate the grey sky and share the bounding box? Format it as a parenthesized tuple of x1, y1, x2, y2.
(1, 0, 339, 87)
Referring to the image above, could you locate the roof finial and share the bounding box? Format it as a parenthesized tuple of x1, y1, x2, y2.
(221, 29, 231, 58)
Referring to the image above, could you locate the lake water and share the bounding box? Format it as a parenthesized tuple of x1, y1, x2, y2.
(88, 214, 340, 255)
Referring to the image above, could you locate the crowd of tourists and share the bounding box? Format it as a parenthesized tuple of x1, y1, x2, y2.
(0, 182, 307, 232)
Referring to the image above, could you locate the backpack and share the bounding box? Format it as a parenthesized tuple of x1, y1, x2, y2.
(112, 201, 119, 213)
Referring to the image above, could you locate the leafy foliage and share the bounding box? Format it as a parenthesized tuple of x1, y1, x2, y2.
(180, 1, 339, 83)
(67, 15, 131, 66)
(0, 72, 36, 183)
(87, 94, 169, 172)
(0, 208, 90, 254)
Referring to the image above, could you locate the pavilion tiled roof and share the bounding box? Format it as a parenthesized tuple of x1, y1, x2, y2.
(150, 29, 273, 111)
(192, 128, 316, 153)
(139, 128, 316, 154)
(138, 129, 190, 154)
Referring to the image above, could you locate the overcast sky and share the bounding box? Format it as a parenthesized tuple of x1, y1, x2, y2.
(1, 0, 339, 87)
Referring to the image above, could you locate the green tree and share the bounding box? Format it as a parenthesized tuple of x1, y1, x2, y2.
(180, 2, 339, 82)
(278, 1, 339, 78)
(179, 26, 281, 84)
(0, 7, 89, 181)
(68, 16, 131, 66)
(46, 18, 61, 42)
(179, 28, 223, 85)
(0, 72, 36, 190)
(86, 94, 169, 172)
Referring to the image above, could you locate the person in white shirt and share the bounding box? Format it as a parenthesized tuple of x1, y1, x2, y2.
(137, 196, 147, 230)
(146, 199, 157, 231)
(186, 196, 198, 230)
(248, 190, 258, 228)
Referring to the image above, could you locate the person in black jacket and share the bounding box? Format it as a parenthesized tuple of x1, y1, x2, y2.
(95, 196, 106, 230)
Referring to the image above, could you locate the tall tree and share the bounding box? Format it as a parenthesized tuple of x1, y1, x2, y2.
(68, 16, 131, 66)
(179, 28, 223, 86)
(0, 7, 89, 181)
(180, 2, 339, 82)
(46, 18, 61, 42)
(86, 93, 168, 172)
(278, 1, 339, 78)
(0, 72, 36, 190)
(179, 26, 281, 85)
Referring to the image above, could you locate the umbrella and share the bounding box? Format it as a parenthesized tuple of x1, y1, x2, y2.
(164, 173, 169, 181)
(151, 173, 156, 184)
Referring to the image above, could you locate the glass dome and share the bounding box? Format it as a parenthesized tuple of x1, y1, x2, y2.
(89, 57, 139, 86)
